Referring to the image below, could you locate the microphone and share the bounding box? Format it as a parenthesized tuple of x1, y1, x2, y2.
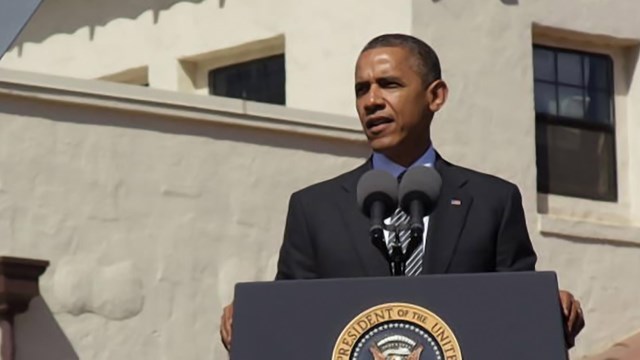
(356, 169, 399, 244)
(357, 170, 401, 275)
(398, 166, 442, 241)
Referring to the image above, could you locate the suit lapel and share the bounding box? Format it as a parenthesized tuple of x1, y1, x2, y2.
(423, 157, 473, 274)
(337, 161, 390, 277)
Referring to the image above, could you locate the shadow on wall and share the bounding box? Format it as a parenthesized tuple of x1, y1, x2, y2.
(11, 0, 210, 51)
(14, 296, 79, 360)
(624, 46, 640, 96)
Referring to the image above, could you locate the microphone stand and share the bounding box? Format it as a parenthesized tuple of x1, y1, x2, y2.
(370, 228, 396, 275)
(389, 228, 405, 276)
(371, 224, 422, 276)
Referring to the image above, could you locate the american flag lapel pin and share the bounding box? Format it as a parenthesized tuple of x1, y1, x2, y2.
(450, 198, 462, 206)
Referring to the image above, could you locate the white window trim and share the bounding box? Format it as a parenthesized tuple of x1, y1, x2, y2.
(533, 26, 636, 230)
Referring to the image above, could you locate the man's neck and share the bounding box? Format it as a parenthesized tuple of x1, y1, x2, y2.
(372, 142, 436, 178)
(384, 140, 433, 168)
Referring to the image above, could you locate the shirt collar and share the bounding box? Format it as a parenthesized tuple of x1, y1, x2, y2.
(372, 146, 436, 178)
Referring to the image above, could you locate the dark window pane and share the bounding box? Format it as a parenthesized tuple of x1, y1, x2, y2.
(533, 46, 616, 201)
(536, 121, 617, 201)
(586, 90, 612, 124)
(557, 52, 583, 86)
(533, 47, 555, 81)
(558, 85, 585, 119)
(534, 82, 557, 115)
(209, 54, 285, 105)
(584, 55, 611, 91)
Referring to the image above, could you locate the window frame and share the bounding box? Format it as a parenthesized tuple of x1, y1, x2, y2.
(207, 53, 286, 106)
(533, 44, 618, 202)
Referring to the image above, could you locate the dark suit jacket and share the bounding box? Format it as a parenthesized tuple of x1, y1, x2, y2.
(275, 156, 537, 279)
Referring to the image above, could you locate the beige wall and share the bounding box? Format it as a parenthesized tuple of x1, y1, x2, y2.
(410, 1, 640, 357)
(0, 70, 368, 359)
(0, 0, 411, 116)
(1, 0, 640, 358)
(0, 69, 366, 359)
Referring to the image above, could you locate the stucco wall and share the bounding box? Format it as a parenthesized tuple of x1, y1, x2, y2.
(410, 2, 640, 358)
(0, 0, 411, 116)
(0, 71, 368, 359)
(1, 0, 640, 358)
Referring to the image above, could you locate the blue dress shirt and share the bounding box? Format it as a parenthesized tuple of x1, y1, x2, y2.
(372, 146, 436, 249)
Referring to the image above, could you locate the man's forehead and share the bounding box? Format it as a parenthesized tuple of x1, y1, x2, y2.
(355, 47, 414, 78)
(358, 47, 410, 64)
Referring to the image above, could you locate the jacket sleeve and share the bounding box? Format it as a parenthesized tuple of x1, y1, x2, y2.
(275, 193, 319, 280)
(495, 184, 537, 271)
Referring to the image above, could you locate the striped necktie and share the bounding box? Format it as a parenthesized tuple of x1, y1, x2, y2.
(389, 208, 423, 276)
(389, 170, 424, 276)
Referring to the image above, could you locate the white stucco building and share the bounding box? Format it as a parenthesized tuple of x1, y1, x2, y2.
(1, 0, 639, 358)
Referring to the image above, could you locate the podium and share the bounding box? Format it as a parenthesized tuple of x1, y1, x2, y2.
(230, 271, 567, 359)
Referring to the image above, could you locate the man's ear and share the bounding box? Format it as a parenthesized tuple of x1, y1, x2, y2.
(426, 80, 448, 113)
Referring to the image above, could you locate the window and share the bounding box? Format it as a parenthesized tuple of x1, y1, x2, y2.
(208, 54, 285, 105)
(533, 45, 617, 201)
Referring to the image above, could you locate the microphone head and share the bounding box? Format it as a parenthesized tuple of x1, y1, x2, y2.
(356, 169, 399, 219)
(398, 166, 442, 216)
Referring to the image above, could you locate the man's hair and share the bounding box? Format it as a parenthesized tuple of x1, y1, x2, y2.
(361, 34, 442, 86)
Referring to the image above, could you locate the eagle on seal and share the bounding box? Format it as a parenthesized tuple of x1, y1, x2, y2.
(369, 344, 424, 360)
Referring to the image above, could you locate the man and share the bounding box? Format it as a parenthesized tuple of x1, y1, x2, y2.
(220, 33, 584, 350)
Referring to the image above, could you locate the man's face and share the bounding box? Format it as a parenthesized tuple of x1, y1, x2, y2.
(355, 47, 442, 162)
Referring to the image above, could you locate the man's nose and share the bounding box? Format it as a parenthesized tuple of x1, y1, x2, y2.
(364, 87, 384, 115)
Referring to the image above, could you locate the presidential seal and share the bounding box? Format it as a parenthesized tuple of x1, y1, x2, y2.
(332, 303, 462, 360)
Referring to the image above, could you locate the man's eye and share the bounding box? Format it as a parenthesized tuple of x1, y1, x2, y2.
(355, 85, 369, 96)
(380, 80, 400, 88)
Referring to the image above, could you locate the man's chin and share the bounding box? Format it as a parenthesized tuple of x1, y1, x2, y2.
(368, 137, 397, 154)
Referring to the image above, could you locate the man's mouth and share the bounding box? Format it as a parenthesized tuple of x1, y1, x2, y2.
(366, 116, 394, 134)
